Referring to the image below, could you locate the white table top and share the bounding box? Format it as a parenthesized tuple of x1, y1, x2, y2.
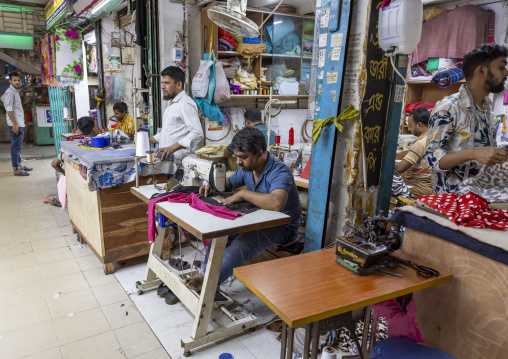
(132, 185, 291, 240)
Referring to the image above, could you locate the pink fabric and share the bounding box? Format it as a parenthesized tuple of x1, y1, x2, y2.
(371, 299, 426, 343)
(57, 175, 67, 210)
(417, 191, 508, 231)
(148, 192, 244, 243)
(487, 10, 495, 44)
(415, 5, 490, 64)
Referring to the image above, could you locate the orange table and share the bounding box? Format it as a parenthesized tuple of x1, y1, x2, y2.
(234, 248, 453, 359)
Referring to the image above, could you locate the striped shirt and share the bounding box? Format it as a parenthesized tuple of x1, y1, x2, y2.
(403, 133, 432, 197)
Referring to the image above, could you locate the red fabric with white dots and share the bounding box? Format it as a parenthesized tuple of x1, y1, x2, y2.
(417, 192, 508, 231)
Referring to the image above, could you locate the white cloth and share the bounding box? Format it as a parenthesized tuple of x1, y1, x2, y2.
(1, 85, 25, 127)
(153, 91, 203, 163)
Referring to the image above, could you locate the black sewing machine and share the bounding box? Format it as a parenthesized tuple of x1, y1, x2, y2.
(336, 210, 402, 276)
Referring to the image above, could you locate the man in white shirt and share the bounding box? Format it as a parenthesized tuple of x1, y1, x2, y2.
(150, 66, 203, 163)
(1, 72, 32, 176)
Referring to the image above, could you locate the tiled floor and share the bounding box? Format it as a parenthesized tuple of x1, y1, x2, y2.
(0, 159, 168, 359)
(0, 142, 56, 161)
(0, 157, 344, 359)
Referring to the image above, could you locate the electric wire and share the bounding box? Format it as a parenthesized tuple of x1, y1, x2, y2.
(390, 55, 406, 84)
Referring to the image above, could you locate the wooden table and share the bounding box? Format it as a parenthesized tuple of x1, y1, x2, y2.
(131, 185, 291, 356)
(65, 160, 167, 274)
(234, 248, 453, 359)
(294, 175, 309, 189)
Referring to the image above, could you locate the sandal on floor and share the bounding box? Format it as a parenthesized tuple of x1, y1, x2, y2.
(49, 198, 62, 207)
(14, 170, 30, 176)
(43, 195, 56, 204)
(22, 166, 33, 171)
(168, 257, 191, 270)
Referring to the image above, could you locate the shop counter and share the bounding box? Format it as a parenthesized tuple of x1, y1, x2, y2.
(61, 141, 175, 274)
(392, 207, 508, 359)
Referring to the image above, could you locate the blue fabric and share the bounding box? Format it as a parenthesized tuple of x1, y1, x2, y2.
(194, 98, 225, 123)
(226, 123, 276, 154)
(202, 224, 297, 285)
(8, 126, 24, 170)
(228, 153, 302, 227)
(371, 338, 455, 359)
(431, 68, 464, 88)
(390, 210, 508, 265)
(243, 37, 260, 44)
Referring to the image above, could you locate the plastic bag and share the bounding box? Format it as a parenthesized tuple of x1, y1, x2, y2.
(192, 59, 213, 98)
(214, 61, 231, 104)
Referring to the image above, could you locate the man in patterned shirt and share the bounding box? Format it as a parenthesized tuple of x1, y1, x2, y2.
(113, 101, 136, 140)
(422, 44, 508, 194)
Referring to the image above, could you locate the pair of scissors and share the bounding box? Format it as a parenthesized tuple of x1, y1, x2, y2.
(396, 258, 440, 278)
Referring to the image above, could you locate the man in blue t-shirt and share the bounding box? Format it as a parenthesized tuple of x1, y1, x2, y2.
(223, 108, 276, 159)
(183, 126, 302, 293)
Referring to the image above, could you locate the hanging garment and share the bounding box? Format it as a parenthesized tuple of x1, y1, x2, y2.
(148, 192, 243, 243)
(415, 5, 491, 64)
(54, 28, 84, 83)
(417, 192, 508, 230)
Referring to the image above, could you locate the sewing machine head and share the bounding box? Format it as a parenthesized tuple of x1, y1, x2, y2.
(336, 209, 402, 276)
(181, 157, 226, 192)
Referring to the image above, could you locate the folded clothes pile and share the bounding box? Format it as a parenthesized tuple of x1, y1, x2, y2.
(431, 67, 464, 88)
(218, 28, 236, 51)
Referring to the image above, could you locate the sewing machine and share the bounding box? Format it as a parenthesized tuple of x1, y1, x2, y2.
(182, 157, 226, 191)
(336, 210, 402, 276)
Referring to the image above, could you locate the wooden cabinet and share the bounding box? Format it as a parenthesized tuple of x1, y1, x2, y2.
(401, 80, 464, 134)
(66, 160, 167, 274)
(201, 5, 314, 99)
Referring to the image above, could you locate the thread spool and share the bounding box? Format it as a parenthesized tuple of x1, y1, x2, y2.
(275, 135, 281, 144)
(146, 150, 154, 163)
(62, 107, 69, 119)
(135, 131, 149, 157)
(288, 127, 295, 145)
(321, 346, 337, 359)
(503, 91, 508, 105)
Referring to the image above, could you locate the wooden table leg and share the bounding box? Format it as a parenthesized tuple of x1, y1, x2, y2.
(103, 262, 114, 275)
(280, 322, 287, 359)
(303, 323, 312, 359)
(191, 235, 228, 339)
(286, 326, 294, 359)
(311, 320, 320, 359)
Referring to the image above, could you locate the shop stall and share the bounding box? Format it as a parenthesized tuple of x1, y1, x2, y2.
(61, 141, 171, 274)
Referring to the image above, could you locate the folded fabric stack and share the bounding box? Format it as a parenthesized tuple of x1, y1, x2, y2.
(243, 37, 260, 44)
(404, 101, 436, 113)
(221, 57, 241, 79)
(230, 67, 258, 89)
(431, 67, 464, 88)
(218, 28, 236, 51)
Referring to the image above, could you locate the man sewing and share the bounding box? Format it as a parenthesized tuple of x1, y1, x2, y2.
(222, 108, 276, 159)
(393, 107, 432, 197)
(149, 66, 203, 163)
(112, 101, 136, 140)
(179, 126, 302, 299)
(423, 43, 508, 195)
